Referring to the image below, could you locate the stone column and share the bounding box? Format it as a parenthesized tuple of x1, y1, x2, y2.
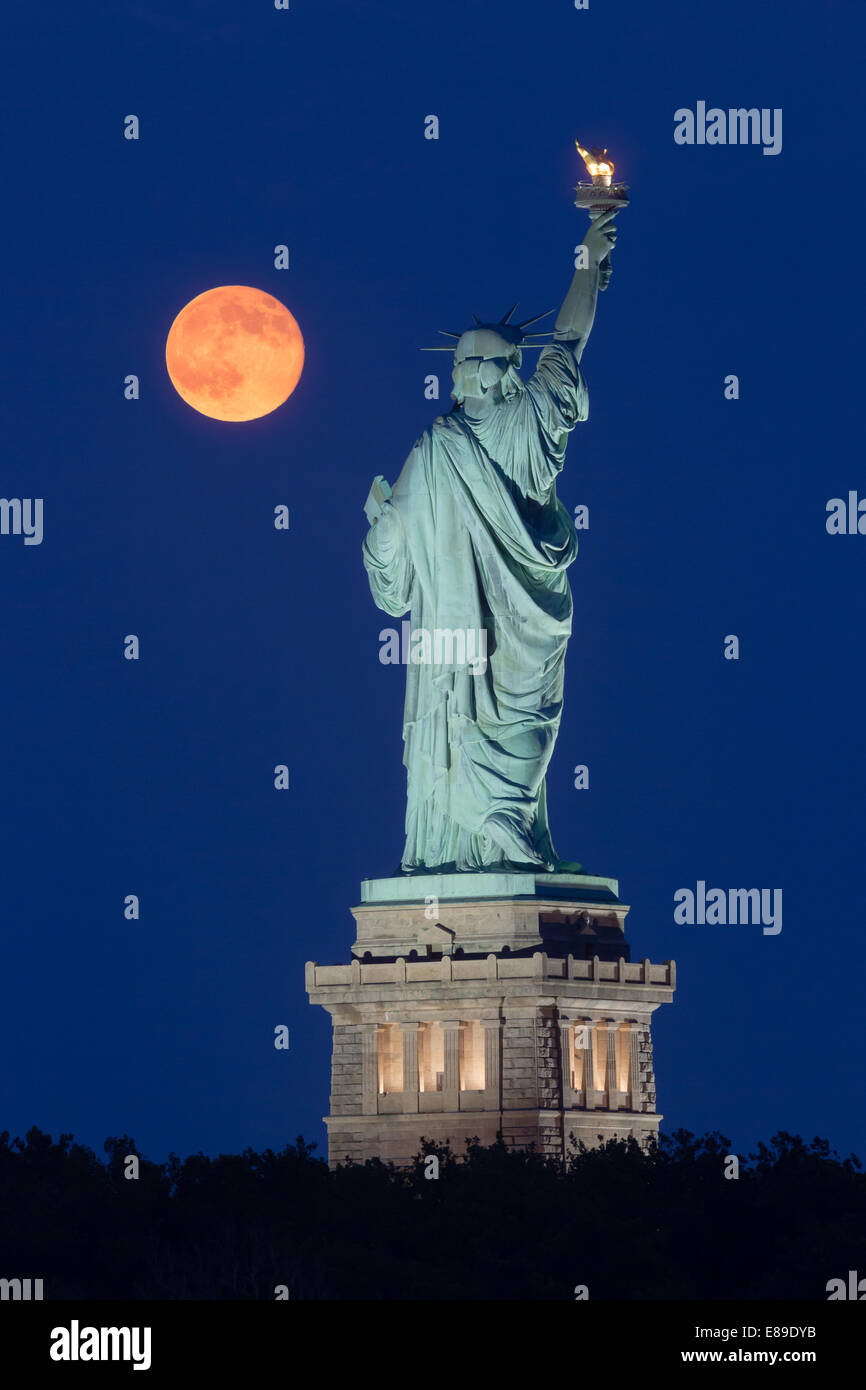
(401, 1022, 420, 1113)
(605, 1020, 617, 1100)
(361, 1022, 378, 1115)
(584, 1018, 596, 1110)
(441, 1020, 461, 1109)
(482, 1016, 501, 1110)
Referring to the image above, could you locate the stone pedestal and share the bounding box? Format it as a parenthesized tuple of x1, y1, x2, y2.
(306, 873, 675, 1168)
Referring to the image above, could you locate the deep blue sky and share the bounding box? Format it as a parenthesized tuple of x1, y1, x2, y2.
(2, 0, 863, 1165)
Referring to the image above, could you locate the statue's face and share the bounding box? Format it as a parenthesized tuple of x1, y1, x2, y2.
(452, 355, 509, 403)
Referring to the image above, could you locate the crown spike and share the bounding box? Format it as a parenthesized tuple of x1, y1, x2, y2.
(472, 313, 483, 325)
(499, 301, 519, 324)
(515, 308, 555, 330)
(437, 330, 462, 339)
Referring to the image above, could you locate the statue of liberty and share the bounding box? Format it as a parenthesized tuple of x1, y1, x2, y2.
(362, 209, 619, 874)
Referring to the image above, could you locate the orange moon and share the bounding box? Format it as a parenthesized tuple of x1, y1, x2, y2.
(165, 285, 304, 421)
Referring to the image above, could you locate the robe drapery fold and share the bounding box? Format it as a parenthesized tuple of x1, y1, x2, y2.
(363, 343, 588, 872)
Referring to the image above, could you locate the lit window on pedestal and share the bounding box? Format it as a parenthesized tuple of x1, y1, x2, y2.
(377, 1023, 403, 1094)
(418, 1022, 445, 1092)
(460, 1020, 485, 1091)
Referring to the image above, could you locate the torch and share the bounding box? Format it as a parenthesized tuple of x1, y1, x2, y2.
(574, 140, 629, 289)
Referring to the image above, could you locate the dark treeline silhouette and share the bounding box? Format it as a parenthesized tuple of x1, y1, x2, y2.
(0, 1126, 862, 1299)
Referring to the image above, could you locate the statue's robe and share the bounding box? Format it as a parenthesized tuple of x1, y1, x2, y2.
(363, 342, 587, 872)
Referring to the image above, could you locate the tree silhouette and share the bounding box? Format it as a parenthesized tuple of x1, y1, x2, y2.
(0, 1124, 862, 1299)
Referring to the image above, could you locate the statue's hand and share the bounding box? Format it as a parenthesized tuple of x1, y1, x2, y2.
(582, 208, 618, 269)
(373, 499, 402, 542)
(364, 474, 393, 525)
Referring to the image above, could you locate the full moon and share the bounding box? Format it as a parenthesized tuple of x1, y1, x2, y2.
(165, 285, 304, 422)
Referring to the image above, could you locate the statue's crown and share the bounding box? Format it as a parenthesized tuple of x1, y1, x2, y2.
(421, 303, 555, 356)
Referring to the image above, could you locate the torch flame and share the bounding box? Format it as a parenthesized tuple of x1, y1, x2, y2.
(575, 138, 614, 180)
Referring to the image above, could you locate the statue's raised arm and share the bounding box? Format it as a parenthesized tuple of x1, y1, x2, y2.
(552, 207, 619, 359)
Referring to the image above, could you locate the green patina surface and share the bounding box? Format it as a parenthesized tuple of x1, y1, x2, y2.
(360, 872, 621, 906)
(362, 208, 619, 875)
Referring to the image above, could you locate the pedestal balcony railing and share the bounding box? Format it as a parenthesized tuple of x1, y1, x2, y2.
(308, 952, 675, 990)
